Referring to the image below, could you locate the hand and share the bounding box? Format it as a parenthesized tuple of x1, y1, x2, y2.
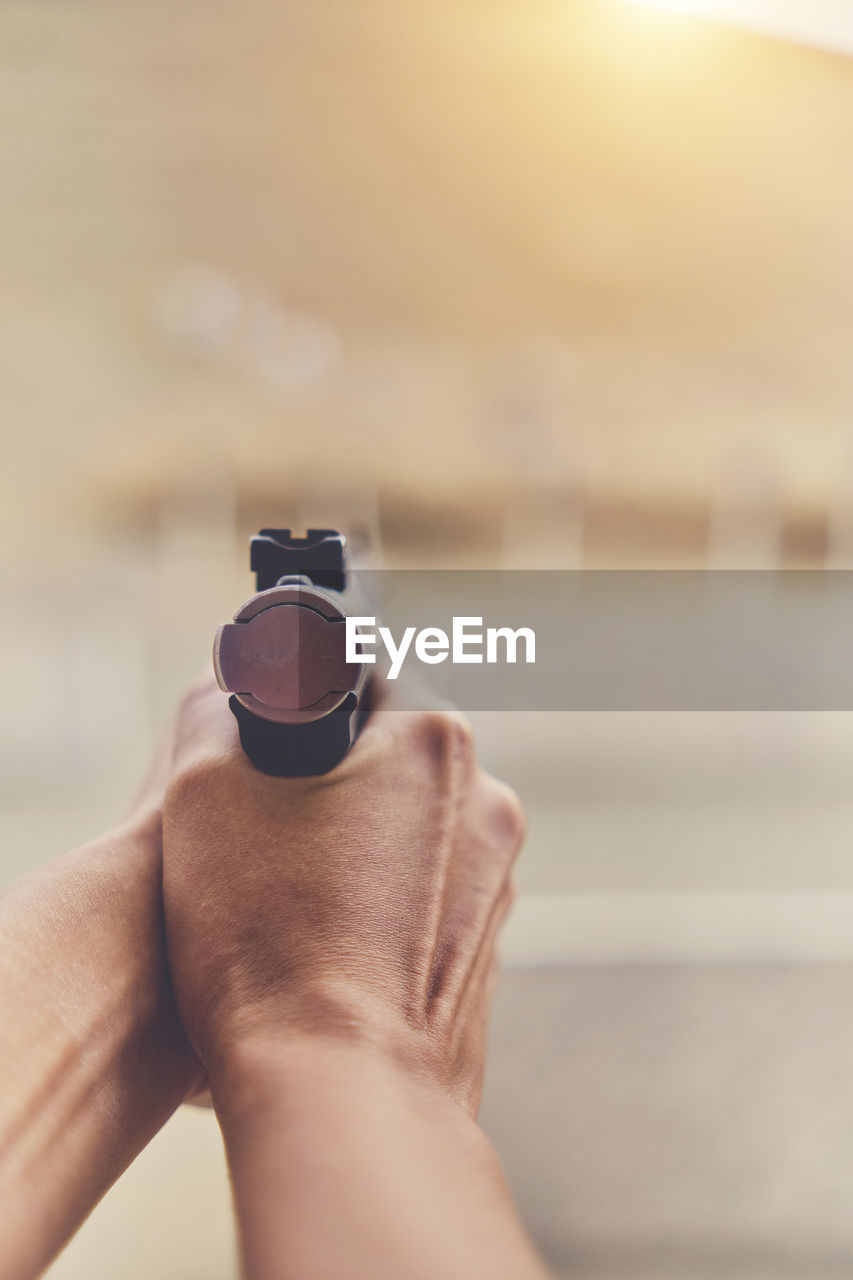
(0, 713, 207, 1280)
(161, 677, 525, 1114)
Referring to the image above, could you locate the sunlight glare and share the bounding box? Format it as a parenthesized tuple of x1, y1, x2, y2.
(627, 0, 715, 12)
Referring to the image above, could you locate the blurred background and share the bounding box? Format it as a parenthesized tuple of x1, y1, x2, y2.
(3, 0, 853, 1276)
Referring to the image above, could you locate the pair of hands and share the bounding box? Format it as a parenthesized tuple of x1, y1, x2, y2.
(0, 671, 536, 1280)
(144, 677, 526, 1117)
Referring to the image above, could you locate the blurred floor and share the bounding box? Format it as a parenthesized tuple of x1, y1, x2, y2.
(45, 962, 853, 1279)
(484, 965, 853, 1278)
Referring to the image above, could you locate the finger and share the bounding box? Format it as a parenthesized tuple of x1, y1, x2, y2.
(457, 874, 517, 1009)
(477, 774, 527, 869)
(446, 771, 526, 908)
(455, 944, 506, 1118)
(170, 673, 242, 773)
(357, 702, 477, 779)
(363, 657, 456, 716)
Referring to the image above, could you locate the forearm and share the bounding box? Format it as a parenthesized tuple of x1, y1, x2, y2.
(211, 1035, 550, 1280)
(0, 818, 200, 1279)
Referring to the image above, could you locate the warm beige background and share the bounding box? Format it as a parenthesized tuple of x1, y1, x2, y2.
(3, 0, 853, 568)
(3, 2, 853, 1277)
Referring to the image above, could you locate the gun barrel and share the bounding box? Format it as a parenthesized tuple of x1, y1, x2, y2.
(214, 529, 371, 776)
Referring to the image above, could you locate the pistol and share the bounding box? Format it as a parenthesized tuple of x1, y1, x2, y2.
(213, 528, 370, 776)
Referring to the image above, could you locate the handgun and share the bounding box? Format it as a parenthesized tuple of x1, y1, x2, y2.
(213, 528, 370, 776)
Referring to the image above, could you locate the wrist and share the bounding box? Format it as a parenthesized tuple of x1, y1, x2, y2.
(206, 1030, 545, 1280)
(77, 822, 203, 1100)
(197, 975, 444, 1092)
(209, 1028, 473, 1135)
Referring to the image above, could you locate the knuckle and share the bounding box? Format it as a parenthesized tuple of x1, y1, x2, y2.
(416, 710, 476, 763)
(178, 674, 220, 720)
(486, 778, 527, 853)
(166, 752, 228, 813)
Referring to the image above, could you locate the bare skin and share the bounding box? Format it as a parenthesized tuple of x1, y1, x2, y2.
(0, 677, 549, 1279)
(0, 775, 202, 1279)
(163, 681, 549, 1280)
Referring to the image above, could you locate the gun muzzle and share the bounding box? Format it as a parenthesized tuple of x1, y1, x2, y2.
(213, 529, 370, 776)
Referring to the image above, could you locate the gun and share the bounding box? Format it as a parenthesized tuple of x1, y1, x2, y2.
(213, 528, 370, 776)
